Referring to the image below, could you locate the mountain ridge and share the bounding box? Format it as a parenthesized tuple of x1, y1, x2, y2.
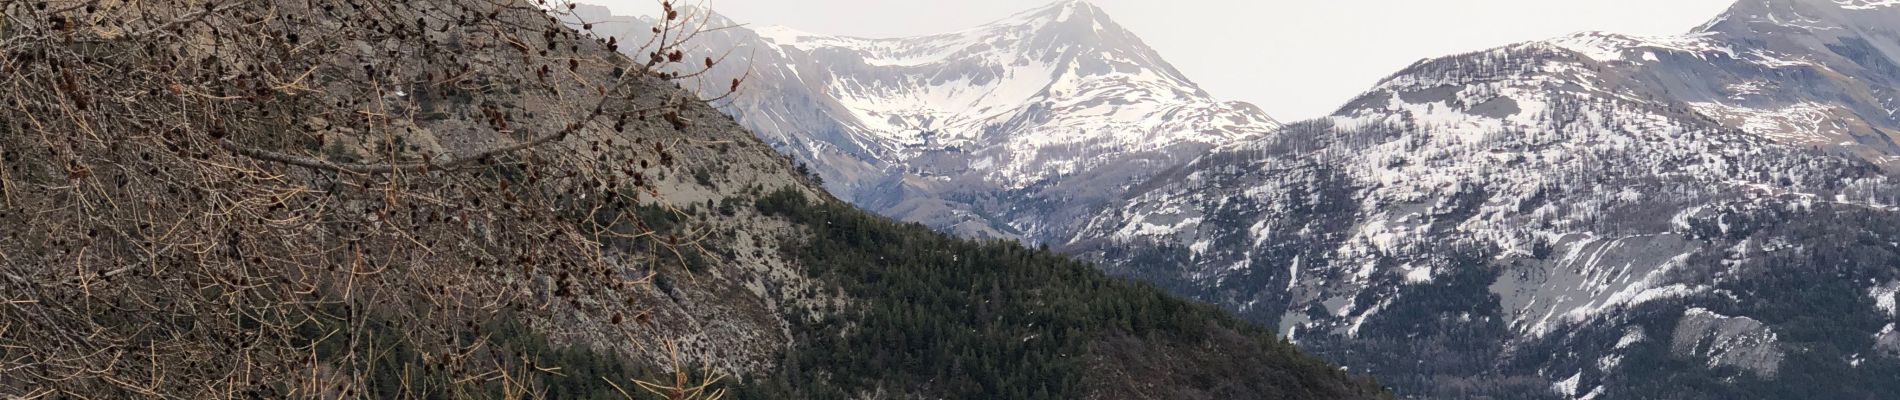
(1070, 1, 1900, 397)
(582, 0, 1279, 240)
(0, 0, 1388, 398)
(583, 0, 1900, 397)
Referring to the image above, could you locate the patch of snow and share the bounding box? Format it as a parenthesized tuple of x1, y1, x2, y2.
(1546, 32, 1734, 64)
(1403, 263, 1436, 284)
(1872, 283, 1898, 316)
(1617, 328, 1648, 349)
(1580, 386, 1606, 400)
(1835, 0, 1900, 10)
(1553, 372, 1582, 397)
(1688, 101, 1846, 146)
(1189, 239, 1212, 255)
(1599, 354, 1624, 372)
(1345, 297, 1395, 337)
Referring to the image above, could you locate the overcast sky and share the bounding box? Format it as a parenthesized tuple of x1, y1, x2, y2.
(590, 0, 1739, 121)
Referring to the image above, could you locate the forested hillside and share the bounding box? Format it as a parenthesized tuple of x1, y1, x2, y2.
(741, 187, 1384, 399)
(0, 0, 1384, 398)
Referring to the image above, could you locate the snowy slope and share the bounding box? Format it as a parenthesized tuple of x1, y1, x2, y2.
(1071, 0, 1900, 398)
(1547, 0, 1900, 167)
(576, 0, 1900, 397)
(747, 2, 1275, 188)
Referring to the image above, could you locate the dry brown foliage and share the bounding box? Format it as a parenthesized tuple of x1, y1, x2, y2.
(0, 0, 747, 397)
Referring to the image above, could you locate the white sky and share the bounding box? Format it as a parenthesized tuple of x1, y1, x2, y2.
(590, 0, 1739, 121)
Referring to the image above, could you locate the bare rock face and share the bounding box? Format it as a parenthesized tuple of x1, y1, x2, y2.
(1670, 308, 1786, 378)
(1877, 324, 1900, 356)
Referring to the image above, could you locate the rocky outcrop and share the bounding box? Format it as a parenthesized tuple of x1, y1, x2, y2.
(1671, 308, 1785, 378)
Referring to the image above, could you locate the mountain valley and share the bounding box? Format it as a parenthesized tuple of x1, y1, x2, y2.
(598, 0, 1900, 398)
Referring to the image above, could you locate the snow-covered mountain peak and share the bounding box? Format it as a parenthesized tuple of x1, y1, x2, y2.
(750, 0, 1106, 43)
(1069, 3, 1900, 396)
(1831, 0, 1900, 10)
(1699, 0, 1900, 34)
(1734, 0, 1900, 13)
(1463, 0, 1899, 171)
(740, 0, 1262, 192)
(754, 0, 1177, 79)
(1769, 0, 1900, 10)
(1002, 0, 1108, 24)
(583, 1, 1277, 239)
